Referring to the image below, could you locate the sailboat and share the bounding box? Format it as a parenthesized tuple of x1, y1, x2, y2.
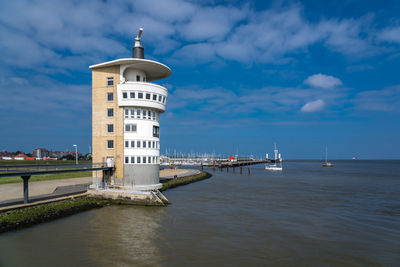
(322, 146, 333, 167)
(265, 144, 283, 171)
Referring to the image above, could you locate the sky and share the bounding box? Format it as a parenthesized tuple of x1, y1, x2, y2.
(0, 0, 400, 159)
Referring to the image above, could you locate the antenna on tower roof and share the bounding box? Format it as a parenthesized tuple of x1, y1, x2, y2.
(132, 28, 144, 59)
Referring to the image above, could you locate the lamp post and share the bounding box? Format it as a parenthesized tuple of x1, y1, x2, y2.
(73, 144, 78, 165)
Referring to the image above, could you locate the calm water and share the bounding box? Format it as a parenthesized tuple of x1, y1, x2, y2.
(0, 160, 399, 266)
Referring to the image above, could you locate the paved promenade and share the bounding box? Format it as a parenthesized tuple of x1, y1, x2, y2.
(0, 169, 200, 206)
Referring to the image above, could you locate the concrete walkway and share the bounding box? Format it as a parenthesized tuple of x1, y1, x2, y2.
(0, 169, 201, 206)
(0, 177, 92, 203)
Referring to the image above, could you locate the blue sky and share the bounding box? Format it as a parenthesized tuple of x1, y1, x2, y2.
(1, 0, 399, 159)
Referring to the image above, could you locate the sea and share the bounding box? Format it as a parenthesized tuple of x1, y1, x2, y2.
(0, 160, 399, 266)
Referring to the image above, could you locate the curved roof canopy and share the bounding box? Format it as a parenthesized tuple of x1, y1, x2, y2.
(89, 58, 171, 81)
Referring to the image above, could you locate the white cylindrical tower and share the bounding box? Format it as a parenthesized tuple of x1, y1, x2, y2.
(90, 28, 171, 191)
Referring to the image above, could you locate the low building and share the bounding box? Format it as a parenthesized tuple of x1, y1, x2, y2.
(33, 148, 50, 158)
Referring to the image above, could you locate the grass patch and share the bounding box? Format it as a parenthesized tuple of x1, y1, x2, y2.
(0, 197, 108, 233)
(161, 171, 212, 191)
(0, 171, 92, 184)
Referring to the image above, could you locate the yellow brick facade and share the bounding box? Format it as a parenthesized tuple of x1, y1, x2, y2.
(92, 66, 124, 184)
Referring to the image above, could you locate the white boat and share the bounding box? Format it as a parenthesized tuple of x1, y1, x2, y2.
(322, 146, 333, 167)
(265, 144, 283, 171)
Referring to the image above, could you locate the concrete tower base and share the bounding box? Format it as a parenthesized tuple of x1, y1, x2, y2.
(88, 188, 169, 206)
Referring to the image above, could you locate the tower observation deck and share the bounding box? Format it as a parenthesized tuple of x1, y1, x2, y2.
(89, 28, 171, 190)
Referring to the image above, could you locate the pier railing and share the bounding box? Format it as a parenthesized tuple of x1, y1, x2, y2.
(0, 163, 113, 204)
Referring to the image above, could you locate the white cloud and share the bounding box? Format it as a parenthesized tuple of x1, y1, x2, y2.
(304, 74, 343, 89)
(377, 27, 400, 43)
(300, 99, 325, 112)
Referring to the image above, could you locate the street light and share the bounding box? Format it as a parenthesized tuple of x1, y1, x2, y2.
(73, 144, 78, 165)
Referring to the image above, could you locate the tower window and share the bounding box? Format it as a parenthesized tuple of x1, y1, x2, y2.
(107, 108, 114, 117)
(107, 77, 114, 86)
(137, 141, 141, 148)
(153, 94, 157, 101)
(107, 92, 113, 101)
(107, 140, 114, 149)
(146, 93, 151, 99)
(130, 108, 135, 119)
(138, 92, 143, 99)
(131, 156, 135, 163)
(130, 92, 135, 98)
(107, 124, 114, 133)
(125, 157, 129, 164)
(125, 109, 129, 119)
(123, 92, 128, 99)
(131, 140, 135, 148)
(125, 124, 137, 132)
(143, 156, 146, 164)
(125, 141, 129, 148)
(143, 110, 147, 118)
(136, 75, 140, 82)
(158, 95, 162, 102)
(143, 140, 146, 148)
(153, 126, 160, 137)
(137, 156, 141, 163)
(148, 157, 151, 164)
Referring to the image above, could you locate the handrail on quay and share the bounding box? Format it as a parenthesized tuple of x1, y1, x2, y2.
(0, 163, 114, 204)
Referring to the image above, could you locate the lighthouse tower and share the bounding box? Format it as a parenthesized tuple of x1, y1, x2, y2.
(90, 28, 171, 191)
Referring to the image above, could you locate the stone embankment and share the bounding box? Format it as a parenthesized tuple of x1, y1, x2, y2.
(0, 170, 212, 233)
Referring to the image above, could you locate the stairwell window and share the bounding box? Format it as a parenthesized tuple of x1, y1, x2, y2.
(107, 92, 113, 102)
(107, 140, 114, 149)
(107, 77, 114, 86)
(107, 124, 114, 133)
(107, 108, 114, 117)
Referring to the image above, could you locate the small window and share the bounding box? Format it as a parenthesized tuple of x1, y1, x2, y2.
(107, 92, 113, 101)
(107, 108, 114, 117)
(131, 156, 135, 164)
(137, 109, 141, 118)
(153, 94, 157, 101)
(148, 156, 151, 164)
(152, 111, 155, 120)
(143, 140, 146, 148)
(130, 92, 135, 98)
(107, 124, 114, 133)
(130, 108, 135, 119)
(152, 141, 155, 148)
(137, 140, 141, 148)
(125, 157, 129, 164)
(125, 124, 137, 132)
(123, 92, 128, 99)
(146, 93, 151, 100)
(125, 141, 129, 148)
(107, 140, 114, 149)
(148, 112, 151, 120)
(107, 77, 114, 86)
(143, 156, 146, 164)
(131, 140, 135, 148)
(138, 92, 143, 99)
(125, 109, 129, 119)
(158, 95, 162, 102)
(148, 141, 151, 148)
(153, 156, 155, 163)
(137, 156, 141, 163)
(153, 126, 160, 137)
(136, 75, 140, 82)
(143, 110, 147, 118)
(162, 96, 166, 103)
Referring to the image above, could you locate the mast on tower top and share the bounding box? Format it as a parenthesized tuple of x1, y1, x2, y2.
(132, 28, 144, 59)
